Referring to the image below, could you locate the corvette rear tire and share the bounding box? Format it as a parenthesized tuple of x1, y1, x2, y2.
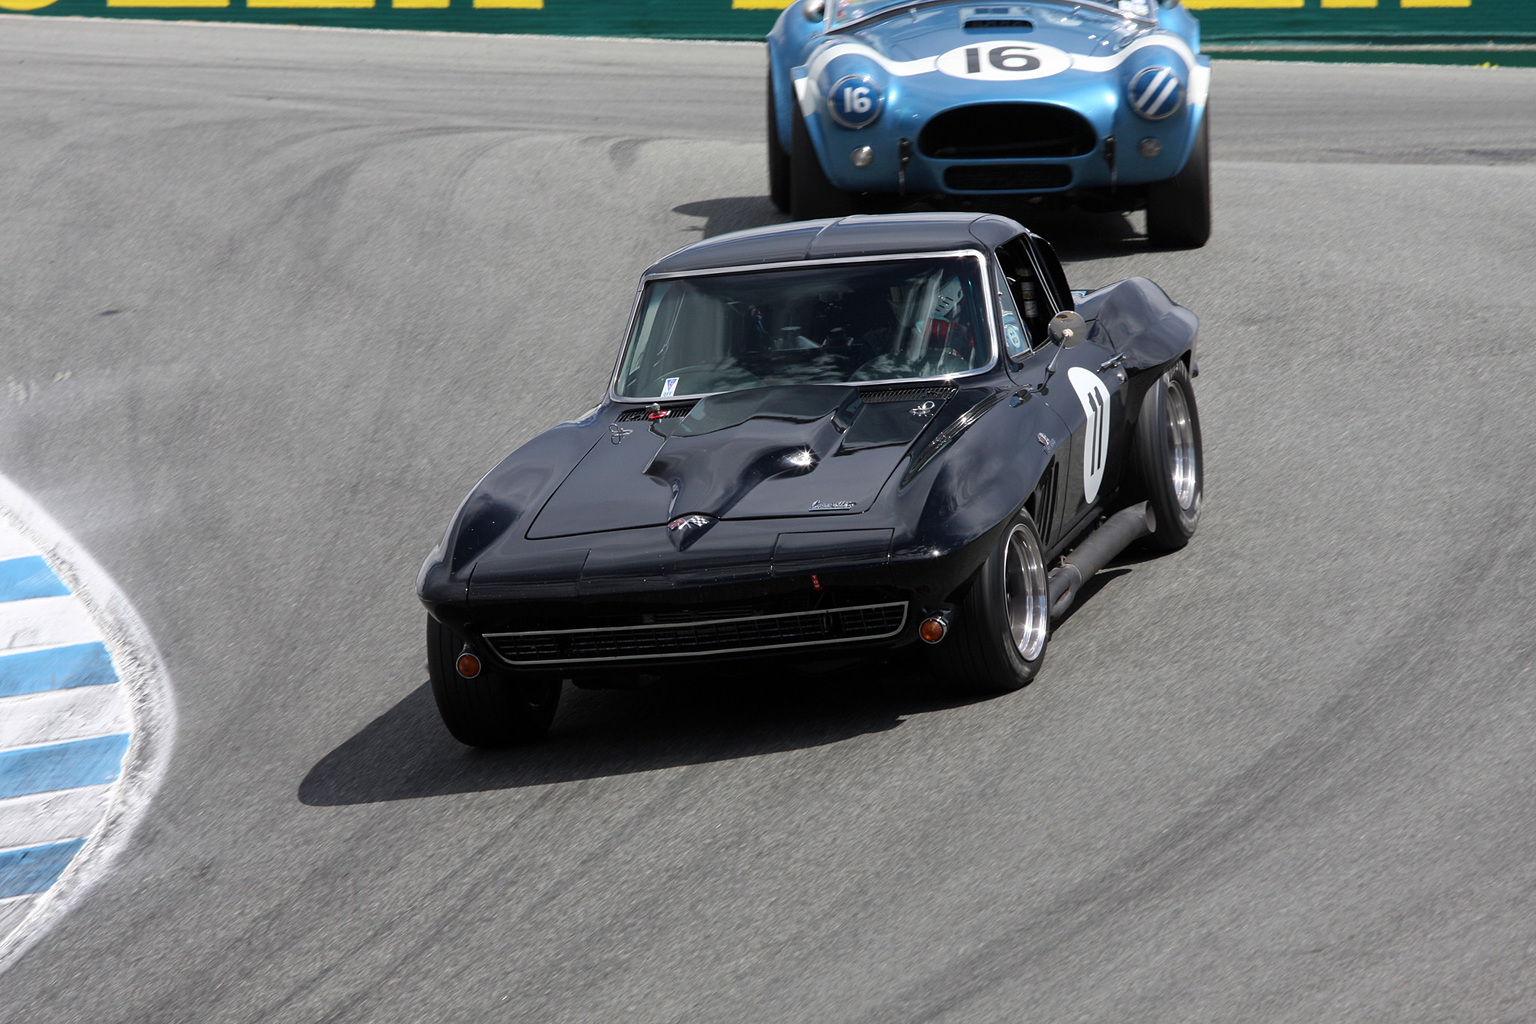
(427, 616, 560, 747)
(767, 74, 791, 213)
(1146, 113, 1211, 249)
(790, 98, 852, 221)
(930, 511, 1050, 694)
(1135, 361, 1203, 551)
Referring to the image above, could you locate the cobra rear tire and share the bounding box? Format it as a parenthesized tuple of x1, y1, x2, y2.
(1146, 113, 1211, 249)
(767, 73, 791, 213)
(427, 615, 560, 748)
(1135, 361, 1203, 551)
(790, 98, 852, 221)
(930, 511, 1050, 694)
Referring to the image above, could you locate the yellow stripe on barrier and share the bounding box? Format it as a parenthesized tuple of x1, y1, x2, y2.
(105, 0, 228, 6)
(733, 0, 795, 8)
(473, 0, 544, 7)
(1321, 0, 1377, 8)
(1401, 0, 1472, 7)
(246, 0, 373, 6)
(393, 0, 449, 7)
(1183, 1, 1304, 9)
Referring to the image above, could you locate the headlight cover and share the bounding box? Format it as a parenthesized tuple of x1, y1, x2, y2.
(826, 74, 884, 129)
(1127, 65, 1184, 121)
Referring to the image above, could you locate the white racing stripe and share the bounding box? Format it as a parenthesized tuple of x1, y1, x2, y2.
(0, 787, 115, 851)
(0, 472, 175, 976)
(0, 687, 131, 751)
(0, 597, 100, 654)
(0, 525, 38, 561)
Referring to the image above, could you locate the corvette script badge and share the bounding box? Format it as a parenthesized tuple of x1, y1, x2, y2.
(810, 500, 857, 511)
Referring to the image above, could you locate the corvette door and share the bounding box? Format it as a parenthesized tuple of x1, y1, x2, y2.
(997, 237, 1130, 547)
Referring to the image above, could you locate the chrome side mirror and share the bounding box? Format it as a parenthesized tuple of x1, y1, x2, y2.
(804, 0, 825, 21)
(1048, 311, 1087, 349)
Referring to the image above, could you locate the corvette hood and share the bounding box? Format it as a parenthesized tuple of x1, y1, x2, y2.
(836, 2, 1151, 64)
(525, 385, 957, 539)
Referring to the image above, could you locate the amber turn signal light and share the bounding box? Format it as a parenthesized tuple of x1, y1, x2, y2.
(455, 649, 482, 678)
(918, 615, 948, 644)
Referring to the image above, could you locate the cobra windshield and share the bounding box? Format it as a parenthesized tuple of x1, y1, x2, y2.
(616, 256, 992, 400)
(829, 0, 1148, 31)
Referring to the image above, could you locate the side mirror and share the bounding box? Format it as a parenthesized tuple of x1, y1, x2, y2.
(1048, 311, 1087, 349)
(803, 0, 825, 20)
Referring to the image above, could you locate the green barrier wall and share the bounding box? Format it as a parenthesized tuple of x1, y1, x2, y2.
(4, 0, 1534, 62)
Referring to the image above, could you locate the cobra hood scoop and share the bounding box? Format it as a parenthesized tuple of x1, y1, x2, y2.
(524, 384, 955, 539)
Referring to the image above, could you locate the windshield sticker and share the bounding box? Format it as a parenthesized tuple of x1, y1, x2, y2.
(1004, 323, 1026, 357)
(661, 377, 680, 398)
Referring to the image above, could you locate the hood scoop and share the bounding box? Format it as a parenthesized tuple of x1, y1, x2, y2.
(524, 385, 956, 539)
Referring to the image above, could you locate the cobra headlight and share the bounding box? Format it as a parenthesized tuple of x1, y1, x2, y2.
(1127, 65, 1184, 121)
(826, 74, 884, 129)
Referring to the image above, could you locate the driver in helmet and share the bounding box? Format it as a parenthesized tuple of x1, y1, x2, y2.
(922, 274, 974, 368)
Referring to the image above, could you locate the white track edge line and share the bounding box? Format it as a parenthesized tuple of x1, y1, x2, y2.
(0, 472, 177, 975)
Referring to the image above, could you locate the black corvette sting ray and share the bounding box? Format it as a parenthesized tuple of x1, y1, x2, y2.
(417, 213, 1203, 746)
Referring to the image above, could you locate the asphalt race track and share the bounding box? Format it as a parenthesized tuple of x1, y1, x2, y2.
(3, 18, 1535, 1022)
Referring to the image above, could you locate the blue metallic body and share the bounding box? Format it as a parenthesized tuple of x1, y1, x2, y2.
(768, 0, 1208, 202)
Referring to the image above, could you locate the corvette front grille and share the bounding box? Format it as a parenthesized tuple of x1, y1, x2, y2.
(484, 602, 908, 665)
(944, 164, 1071, 191)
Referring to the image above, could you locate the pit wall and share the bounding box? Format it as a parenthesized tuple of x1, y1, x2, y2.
(4, 0, 1533, 64)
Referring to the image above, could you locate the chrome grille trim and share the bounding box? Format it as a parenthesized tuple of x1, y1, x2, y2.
(484, 602, 908, 665)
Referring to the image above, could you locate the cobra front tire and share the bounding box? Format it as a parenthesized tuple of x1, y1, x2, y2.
(1146, 113, 1211, 249)
(930, 511, 1051, 695)
(790, 100, 852, 221)
(427, 616, 560, 748)
(767, 73, 791, 213)
(1135, 361, 1203, 551)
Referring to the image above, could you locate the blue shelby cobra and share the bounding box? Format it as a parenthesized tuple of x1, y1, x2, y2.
(767, 0, 1211, 246)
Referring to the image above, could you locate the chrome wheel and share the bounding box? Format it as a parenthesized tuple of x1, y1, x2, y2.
(1165, 375, 1198, 511)
(1003, 523, 1049, 662)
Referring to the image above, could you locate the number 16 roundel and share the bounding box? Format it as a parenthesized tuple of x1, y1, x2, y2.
(935, 42, 1072, 83)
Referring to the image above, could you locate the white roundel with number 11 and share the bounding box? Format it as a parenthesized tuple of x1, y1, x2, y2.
(1067, 366, 1110, 505)
(935, 41, 1072, 82)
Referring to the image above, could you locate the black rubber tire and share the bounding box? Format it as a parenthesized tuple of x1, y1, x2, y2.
(767, 73, 791, 214)
(1146, 113, 1211, 249)
(426, 615, 560, 748)
(789, 95, 852, 221)
(1134, 361, 1203, 551)
(929, 511, 1050, 695)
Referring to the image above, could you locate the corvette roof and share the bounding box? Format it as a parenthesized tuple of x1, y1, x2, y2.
(645, 213, 1028, 276)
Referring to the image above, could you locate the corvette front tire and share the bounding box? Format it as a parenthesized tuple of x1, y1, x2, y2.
(930, 511, 1050, 694)
(427, 616, 560, 748)
(1135, 361, 1203, 551)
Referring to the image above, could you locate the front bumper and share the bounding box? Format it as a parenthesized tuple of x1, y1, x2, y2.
(421, 516, 999, 678)
(797, 69, 1203, 199)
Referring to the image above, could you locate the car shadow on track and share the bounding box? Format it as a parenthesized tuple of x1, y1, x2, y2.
(673, 196, 1146, 259)
(298, 661, 976, 806)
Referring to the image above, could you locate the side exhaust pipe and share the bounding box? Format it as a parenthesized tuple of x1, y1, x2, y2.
(1047, 502, 1155, 621)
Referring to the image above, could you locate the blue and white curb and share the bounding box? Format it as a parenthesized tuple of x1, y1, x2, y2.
(0, 473, 174, 974)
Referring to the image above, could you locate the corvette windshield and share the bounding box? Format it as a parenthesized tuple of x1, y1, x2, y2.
(616, 257, 992, 400)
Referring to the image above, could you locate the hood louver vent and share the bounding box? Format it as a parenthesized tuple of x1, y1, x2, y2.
(858, 385, 959, 405)
(616, 402, 697, 422)
(965, 18, 1032, 29)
